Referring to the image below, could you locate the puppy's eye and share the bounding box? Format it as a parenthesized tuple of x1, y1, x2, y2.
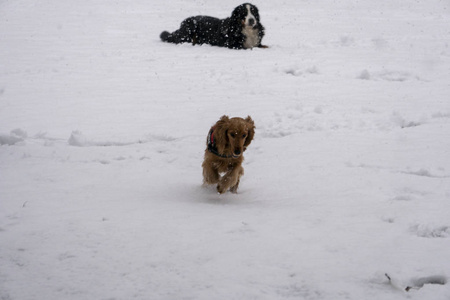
(230, 133, 236, 138)
(242, 134, 247, 138)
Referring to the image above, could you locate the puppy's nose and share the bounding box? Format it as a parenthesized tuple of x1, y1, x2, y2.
(248, 18, 255, 26)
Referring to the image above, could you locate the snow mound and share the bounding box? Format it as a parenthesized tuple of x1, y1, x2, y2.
(0, 129, 27, 145)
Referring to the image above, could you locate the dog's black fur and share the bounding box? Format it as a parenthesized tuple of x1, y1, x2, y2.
(160, 3, 266, 50)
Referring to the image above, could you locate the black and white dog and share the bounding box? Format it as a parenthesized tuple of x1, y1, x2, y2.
(160, 3, 267, 50)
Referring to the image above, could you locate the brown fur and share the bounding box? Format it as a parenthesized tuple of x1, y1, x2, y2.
(202, 115, 255, 194)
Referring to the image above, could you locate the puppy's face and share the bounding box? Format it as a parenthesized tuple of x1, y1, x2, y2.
(234, 3, 260, 28)
(227, 117, 255, 158)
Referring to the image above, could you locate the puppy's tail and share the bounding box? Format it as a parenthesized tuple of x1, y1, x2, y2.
(160, 31, 171, 42)
(160, 29, 190, 44)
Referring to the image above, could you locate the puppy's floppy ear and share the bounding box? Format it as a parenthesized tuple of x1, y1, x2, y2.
(252, 6, 261, 22)
(214, 115, 230, 154)
(243, 115, 255, 150)
(229, 4, 245, 33)
(230, 4, 243, 21)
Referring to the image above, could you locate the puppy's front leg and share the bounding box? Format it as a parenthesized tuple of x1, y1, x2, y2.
(229, 178, 240, 194)
(217, 166, 243, 194)
(229, 166, 244, 193)
(202, 162, 220, 185)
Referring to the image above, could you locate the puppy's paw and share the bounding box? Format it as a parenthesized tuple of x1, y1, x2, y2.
(217, 184, 227, 194)
(229, 184, 239, 194)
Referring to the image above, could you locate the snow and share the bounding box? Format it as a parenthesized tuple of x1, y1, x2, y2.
(1, 0, 450, 299)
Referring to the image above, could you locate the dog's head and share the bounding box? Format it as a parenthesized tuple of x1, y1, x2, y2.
(214, 115, 255, 158)
(231, 3, 261, 29)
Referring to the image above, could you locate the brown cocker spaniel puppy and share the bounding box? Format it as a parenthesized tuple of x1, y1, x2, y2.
(202, 115, 255, 194)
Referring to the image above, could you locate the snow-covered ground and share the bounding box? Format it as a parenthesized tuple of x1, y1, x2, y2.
(1, 0, 450, 299)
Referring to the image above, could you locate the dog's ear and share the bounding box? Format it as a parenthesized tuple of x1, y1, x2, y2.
(243, 116, 255, 150)
(214, 115, 230, 154)
(229, 5, 245, 34)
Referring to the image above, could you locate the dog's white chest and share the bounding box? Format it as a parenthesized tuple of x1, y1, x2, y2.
(242, 27, 260, 49)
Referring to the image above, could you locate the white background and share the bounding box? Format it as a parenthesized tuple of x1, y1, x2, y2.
(1, 0, 449, 299)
